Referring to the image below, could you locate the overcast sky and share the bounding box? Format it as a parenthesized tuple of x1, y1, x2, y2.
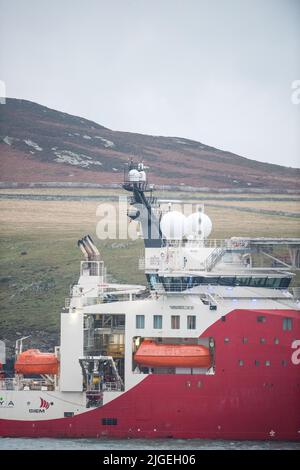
(0, 0, 299, 167)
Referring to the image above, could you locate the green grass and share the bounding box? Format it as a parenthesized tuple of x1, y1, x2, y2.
(0, 233, 146, 333)
(0, 190, 299, 337)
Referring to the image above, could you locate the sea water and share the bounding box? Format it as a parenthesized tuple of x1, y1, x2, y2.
(0, 438, 299, 450)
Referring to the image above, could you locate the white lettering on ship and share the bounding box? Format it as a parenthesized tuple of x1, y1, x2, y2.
(291, 340, 300, 365)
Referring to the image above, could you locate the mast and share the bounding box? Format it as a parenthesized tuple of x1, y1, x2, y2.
(122, 161, 163, 248)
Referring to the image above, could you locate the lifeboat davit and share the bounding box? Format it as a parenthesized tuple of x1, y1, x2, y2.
(134, 340, 211, 368)
(0, 363, 4, 379)
(14, 349, 59, 375)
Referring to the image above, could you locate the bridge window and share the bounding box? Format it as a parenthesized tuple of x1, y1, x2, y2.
(265, 360, 271, 366)
(260, 338, 266, 344)
(274, 338, 279, 344)
(239, 360, 244, 366)
(148, 274, 158, 290)
(153, 315, 162, 329)
(136, 315, 145, 329)
(279, 278, 291, 289)
(265, 278, 274, 288)
(265, 278, 278, 288)
(250, 277, 267, 287)
(242, 337, 248, 344)
(236, 277, 251, 286)
(151, 275, 291, 291)
(219, 277, 235, 286)
(224, 337, 230, 343)
(283, 318, 292, 331)
(187, 315, 196, 330)
(171, 315, 180, 329)
(255, 360, 260, 366)
(202, 277, 220, 285)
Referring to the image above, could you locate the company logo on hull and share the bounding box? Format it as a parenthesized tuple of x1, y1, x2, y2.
(0, 398, 14, 408)
(29, 397, 53, 414)
(40, 398, 51, 410)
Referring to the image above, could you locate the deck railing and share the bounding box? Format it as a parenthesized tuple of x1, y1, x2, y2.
(205, 247, 226, 271)
(102, 382, 123, 392)
(0, 378, 53, 391)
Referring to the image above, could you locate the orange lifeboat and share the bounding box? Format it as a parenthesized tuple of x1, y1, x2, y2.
(134, 340, 211, 368)
(14, 349, 59, 375)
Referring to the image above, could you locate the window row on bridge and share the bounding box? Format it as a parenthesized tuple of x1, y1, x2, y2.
(147, 274, 291, 291)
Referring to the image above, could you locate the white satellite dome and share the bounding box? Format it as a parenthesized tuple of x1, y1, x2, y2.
(139, 170, 147, 182)
(184, 212, 212, 238)
(128, 169, 140, 182)
(160, 211, 186, 240)
(201, 213, 212, 238)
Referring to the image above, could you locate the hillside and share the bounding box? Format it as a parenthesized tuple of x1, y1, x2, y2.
(0, 98, 299, 190)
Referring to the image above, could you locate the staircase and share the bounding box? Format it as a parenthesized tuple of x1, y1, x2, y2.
(205, 247, 225, 271)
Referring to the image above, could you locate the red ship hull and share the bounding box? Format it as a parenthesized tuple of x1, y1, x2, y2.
(1, 309, 299, 440)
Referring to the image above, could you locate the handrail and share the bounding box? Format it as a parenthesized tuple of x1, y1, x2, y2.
(205, 247, 225, 271)
(102, 382, 123, 392)
(163, 239, 228, 248)
(0, 378, 53, 391)
(80, 260, 106, 277)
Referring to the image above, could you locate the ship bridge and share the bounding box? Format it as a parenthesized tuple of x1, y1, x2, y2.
(230, 237, 300, 269)
(140, 237, 300, 274)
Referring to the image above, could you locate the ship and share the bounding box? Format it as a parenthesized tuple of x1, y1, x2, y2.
(0, 163, 300, 440)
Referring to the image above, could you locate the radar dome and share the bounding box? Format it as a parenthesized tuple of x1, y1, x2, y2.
(128, 169, 140, 182)
(139, 170, 147, 182)
(184, 212, 212, 238)
(160, 211, 186, 239)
